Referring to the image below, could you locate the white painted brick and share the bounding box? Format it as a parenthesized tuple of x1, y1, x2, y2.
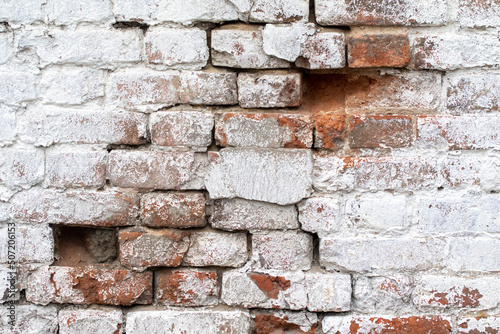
(0, 148, 44, 190)
(249, 0, 309, 23)
(306, 273, 352, 312)
(182, 231, 247, 267)
(449, 238, 500, 272)
(458, 317, 500, 334)
(440, 156, 500, 192)
(150, 111, 214, 150)
(58, 309, 123, 334)
(0, 304, 57, 334)
(344, 192, 408, 231)
(320, 237, 447, 273)
(0, 0, 44, 25)
(45, 0, 113, 25)
(205, 148, 312, 205)
(447, 74, 500, 113)
(251, 231, 312, 270)
(263, 23, 317, 62)
(0, 224, 53, 264)
(40, 67, 105, 105)
(45, 149, 107, 188)
(211, 198, 299, 231)
(0, 71, 38, 105)
(211, 27, 290, 69)
(18, 108, 147, 146)
(0, 107, 16, 143)
(0, 265, 19, 303)
(298, 32, 346, 69)
(458, 0, 500, 28)
(298, 196, 341, 234)
(145, 27, 208, 70)
(413, 33, 500, 70)
(126, 310, 251, 334)
(354, 276, 415, 313)
(0, 33, 13, 64)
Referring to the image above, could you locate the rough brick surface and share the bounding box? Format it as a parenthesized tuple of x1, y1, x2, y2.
(0, 71, 37, 105)
(449, 238, 500, 272)
(458, 0, 500, 28)
(211, 198, 299, 231)
(140, 192, 206, 228)
(0, 148, 44, 194)
(348, 34, 410, 68)
(349, 115, 413, 149)
(26, 266, 153, 305)
(215, 112, 313, 148)
(457, 317, 500, 334)
(447, 74, 500, 112)
(45, 0, 113, 25)
(0, 0, 44, 25)
(58, 309, 123, 334)
(314, 114, 346, 150)
(0, 304, 57, 334)
(353, 276, 415, 313)
(298, 196, 341, 234)
(254, 311, 318, 334)
(249, 0, 309, 23)
(0, 224, 53, 263)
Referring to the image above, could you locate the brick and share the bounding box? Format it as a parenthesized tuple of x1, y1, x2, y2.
(345, 192, 408, 231)
(322, 315, 452, 334)
(211, 198, 298, 231)
(298, 32, 346, 70)
(150, 111, 214, 150)
(320, 237, 447, 273)
(145, 27, 208, 69)
(345, 72, 441, 112)
(211, 26, 290, 69)
(9, 188, 139, 227)
(206, 148, 312, 205)
(126, 310, 251, 334)
(140, 192, 206, 228)
(18, 108, 147, 146)
(440, 156, 500, 192)
(0, 33, 13, 64)
(314, 114, 346, 150)
(215, 112, 313, 148)
(414, 276, 500, 309)
(238, 72, 302, 108)
(348, 34, 410, 68)
(263, 23, 317, 62)
(418, 116, 500, 150)
(249, 0, 309, 23)
(449, 238, 500, 272)
(416, 194, 500, 234)
(45, 0, 113, 25)
(252, 231, 313, 270)
(0, 265, 19, 303)
(108, 69, 237, 109)
(0, 225, 53, 264)
(0, 0, 44, 24)
(254, 311, 318, 334)
(58, 309, 122, 334)
(45, 149, 107, 188)
(113, 0, 240, 25)
(0, 107, 16, 143)
(353, 276, 415, 313)
(182, 231, 247, 267)
(0, 71, 37, 105)
(298, 196, 341, 234)
(0, 304, 57, 334)
(447, 74, 500, 113)
(118, 228, 190, 270)
(21, 27, 142, 66)
(457, 317, 500, 334)
(26, 266, 153, 305)
(458, 0, 500, 28)
(349, 115, 412, 149)
(108, 151, 206, 190)
(40, 67, 105, 105)
(222, 269, 351, 311)
(315, 0, 447, 26)
(413, 33, 500, 70)
(155, 268, 218, 306)
(0, 148, 44, 191)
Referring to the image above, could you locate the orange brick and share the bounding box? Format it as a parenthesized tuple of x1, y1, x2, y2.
(348, 34, 410, 68)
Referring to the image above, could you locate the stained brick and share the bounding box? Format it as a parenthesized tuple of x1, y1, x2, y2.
(349, 115, 413, 149)
(0, 148, 44, 191)
(297, 32, 346, 69)
(58, 309, 123, 334)
(348, 34, 410, 68)
(447, 74, 500, 113)
(314, 114, 346, 150)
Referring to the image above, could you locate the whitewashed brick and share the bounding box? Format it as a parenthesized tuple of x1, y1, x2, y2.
(298, 196, 341, 234)
(447, 74, 500, 112)
(18, 108, 147, 146)
(320, 237, 447, 273)
(0, 304, 57, 334)
(212, 27, 290, 69)
(0, 265, 19, 303)
(205, 148, 312, 205)
(58, 309, 122, 334)
(298, 32, 346, 69)
(449, 238, 500, 272)
(251, 231, 312, 270)
(263, 23, 317, 62)
(0, 71, 37, 105)
(126, 310, 251, 334)
(440, 156, 500, 192)
(183, 231, 247, 267)
(150, 111, 214, 150)
(0, 33, 13, 64)
(249, 0, 309, 23)
(0, 0, 44, 25)
(238, 72, 301, 108)
(0, 108, 16, 143)
(45, 0, 113, 25)
(354, 276, 415, 313)
(0, 148, 44, 190)
(40, 67, 105, 105)
(458, 317, 500, 334)
(0, 225, 53, 264)
(413, 33, 500, 70)
(145, 27, 208, 70)
(212, 198, 298, 231)
(306, 273, 352, 312)
(458, 0, 500, 28)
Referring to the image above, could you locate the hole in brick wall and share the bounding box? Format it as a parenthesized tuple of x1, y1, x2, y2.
(113, 21, 149, 31)
(53, 226, 117, 266)
(301, 73, 348, 114)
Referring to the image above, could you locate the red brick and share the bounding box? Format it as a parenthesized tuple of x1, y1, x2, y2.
(254, 312, 318, 334)
(349, 115, 413, 149)
(140, 192, 206, 228)
(155, 269, 218, 306)
(26, 266, 152, 306)
(215, 112, 313, 148)
(348, 34, 410, 68)
(457, 317, 500, 334)
(118, 228, 190, 270)
(314, 114, 346, 150)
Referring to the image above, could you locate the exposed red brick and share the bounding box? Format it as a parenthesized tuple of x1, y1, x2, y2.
(250, 274, 291, 299)
(348, 316, 452, 334)
(254, 314, 317, 334)
(349, 115, 413, 148)
(314, 114, 346, 149)
(427, 287, 483, 308)
(348, 34, 410, 68)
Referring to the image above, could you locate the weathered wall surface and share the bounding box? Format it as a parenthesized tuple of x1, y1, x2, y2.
(1, 0, 499, 333)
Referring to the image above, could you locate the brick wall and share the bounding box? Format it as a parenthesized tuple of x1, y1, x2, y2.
(1, 0, 499, 333)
